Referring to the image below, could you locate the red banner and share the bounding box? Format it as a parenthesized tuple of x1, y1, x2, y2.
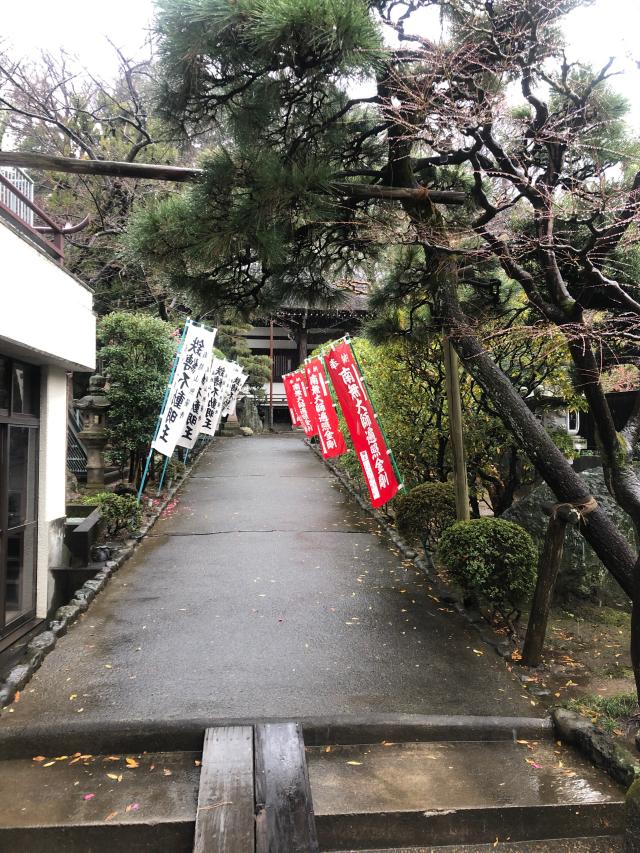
(304, 358, 347, 459)
(324, 341, 399, 507)
(287, 371, 317, 437)
(282, 373, 302, 428)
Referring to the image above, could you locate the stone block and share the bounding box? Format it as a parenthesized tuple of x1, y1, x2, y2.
(625, 778, 640, 851)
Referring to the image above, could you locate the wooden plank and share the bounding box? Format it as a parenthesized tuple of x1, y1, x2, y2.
(254, 723, 319, 853)
(193, 726, 255, 853)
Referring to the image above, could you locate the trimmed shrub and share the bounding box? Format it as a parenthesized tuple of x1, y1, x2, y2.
(437, 518, 537, 617)
(81, 492, 142, 536)
(395, 482, 456, 551)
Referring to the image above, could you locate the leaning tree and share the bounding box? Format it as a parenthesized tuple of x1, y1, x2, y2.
(125, 0, 640, 695)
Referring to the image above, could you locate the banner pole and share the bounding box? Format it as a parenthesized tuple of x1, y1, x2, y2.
(346, 338, 405, 491)
(156, 454, 172, 495)
(137, 317, 191, 503)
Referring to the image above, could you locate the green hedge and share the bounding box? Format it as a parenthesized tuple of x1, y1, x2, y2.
(395, 482, 456, 551)
(437, 517, 537, 617)
(81, 492, 142, 536)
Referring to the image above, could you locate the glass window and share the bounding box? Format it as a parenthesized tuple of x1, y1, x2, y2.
(7, 427, 37, 528)
(5, 524, 36, 627)
(12, 362, 39, 417)
(0, 357, 8, 412)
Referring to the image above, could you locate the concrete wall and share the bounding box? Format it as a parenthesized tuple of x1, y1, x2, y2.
(0, 222, 95, 372)
(36, 366, 69, 617)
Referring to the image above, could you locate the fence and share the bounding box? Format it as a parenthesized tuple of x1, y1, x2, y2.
(0, 166, 34, 226)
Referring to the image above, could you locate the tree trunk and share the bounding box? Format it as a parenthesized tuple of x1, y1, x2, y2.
(632, 559, 640, 702)
(433, 258, 636, 597)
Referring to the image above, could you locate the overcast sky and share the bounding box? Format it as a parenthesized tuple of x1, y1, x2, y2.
(2, 0, 639, 125)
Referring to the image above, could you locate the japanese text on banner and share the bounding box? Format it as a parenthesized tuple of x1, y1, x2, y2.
(151, 323, 216, 457)
(324, 341, 399, 508)
(221, 364, 248, 417)
(283, 373, 302, 427)
(176, 360, 211, 450)
(304, 358, 346, 459)
(288, 371, 317, 437)
(200, 358, 230, 437)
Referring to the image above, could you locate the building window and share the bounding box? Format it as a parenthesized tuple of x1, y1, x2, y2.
(273, 353, 294, 381)
(0, 357, 40, 636)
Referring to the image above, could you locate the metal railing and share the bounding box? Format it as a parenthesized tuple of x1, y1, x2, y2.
(67, 426, 88, 478)
(0, 168, 65, 262)
(0, 166, 34, 225)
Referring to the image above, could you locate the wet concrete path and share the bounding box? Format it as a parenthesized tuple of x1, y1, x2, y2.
(0, 435, 536, 731)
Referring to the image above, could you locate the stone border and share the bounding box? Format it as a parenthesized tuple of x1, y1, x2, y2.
(0, 442, 210, 711)
(553, 708, 640, 788)
(309, 443, 514, 660)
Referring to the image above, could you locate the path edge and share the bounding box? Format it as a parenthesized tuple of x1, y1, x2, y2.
(0, 442, 212, 712)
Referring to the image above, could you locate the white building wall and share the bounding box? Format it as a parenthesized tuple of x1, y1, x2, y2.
(36, 366, 69, 617)
(0, 219, 96, 623)
(0, 222, 95, 372)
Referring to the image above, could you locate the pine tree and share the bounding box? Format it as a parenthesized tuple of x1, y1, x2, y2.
(127, 0, 640, 695)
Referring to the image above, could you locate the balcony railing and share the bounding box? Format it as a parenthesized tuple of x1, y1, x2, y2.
(0, 166, 34, 225)
(0, 166, 65, 263)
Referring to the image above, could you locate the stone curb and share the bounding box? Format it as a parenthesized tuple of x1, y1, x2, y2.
(553, 707, 640, 788)
(0, 442, 210, 712)
(309, 443, 515, 661)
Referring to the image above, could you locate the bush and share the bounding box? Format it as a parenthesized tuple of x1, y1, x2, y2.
(97, 312, 175, 484)
(437, 518, 537, 617)
(395, 482, 456, 551)
(81, 492, 142, 536)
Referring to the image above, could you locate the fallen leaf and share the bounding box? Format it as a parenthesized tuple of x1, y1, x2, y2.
(125, 758, 139, 769)
(104, 811, 119, 821)
(83, 794, 96, 801)
(346, 761, 362, 766)
(43, 761, 56, 767)
(125, 803, 140, 812)
(32, 756, 46, 763)
(162, 768, 173, 777)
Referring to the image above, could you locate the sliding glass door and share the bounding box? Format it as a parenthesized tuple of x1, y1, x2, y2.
(0, 357, 39, 637)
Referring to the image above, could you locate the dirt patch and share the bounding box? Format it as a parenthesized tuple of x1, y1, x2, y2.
(509, 602, 638, 749)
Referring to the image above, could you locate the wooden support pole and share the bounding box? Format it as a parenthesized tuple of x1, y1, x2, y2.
(443, 337, 469, 521)
(0, 152, 466, 204)
(0, 151, 202, 182)
(522, 503, 580, 667)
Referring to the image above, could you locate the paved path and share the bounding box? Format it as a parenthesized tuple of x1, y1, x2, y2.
(0, 435, 535, 731)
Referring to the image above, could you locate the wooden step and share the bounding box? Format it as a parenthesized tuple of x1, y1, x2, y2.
(0, 717, 626, 852)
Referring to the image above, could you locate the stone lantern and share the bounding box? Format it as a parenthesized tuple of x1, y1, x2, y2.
(74, 374, 111, 491)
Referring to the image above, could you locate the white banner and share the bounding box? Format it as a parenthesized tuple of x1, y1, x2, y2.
(176, 360, 211, 450)
(221, 364, 248, 417)
(151, 322, 217, 458)
(200, 358, 231, 437)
